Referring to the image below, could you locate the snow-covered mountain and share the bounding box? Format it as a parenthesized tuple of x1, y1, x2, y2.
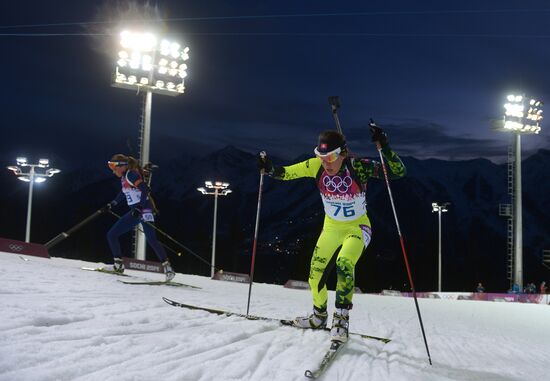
(1, 147, 548, 292)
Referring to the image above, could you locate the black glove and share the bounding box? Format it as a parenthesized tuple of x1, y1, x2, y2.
(130, 208, 142, 218)
(101, 201, 116, 213)
(257, 151, 274, 174)
(369, 119, 388, 147)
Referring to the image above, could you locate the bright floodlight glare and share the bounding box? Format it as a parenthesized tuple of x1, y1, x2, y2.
(503, 94, 543, 134)
(432, 202, 449, 213)
(8, 158, 60, 181)
(113, 31, 190, 96)
(7, 166, 20, 173)
(120, 31, 156, 52)
(201, 181, 231, 192)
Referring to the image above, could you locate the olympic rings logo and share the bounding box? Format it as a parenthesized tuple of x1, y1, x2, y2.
(323, 175, 353, 194)
(8, 244, 24, 252)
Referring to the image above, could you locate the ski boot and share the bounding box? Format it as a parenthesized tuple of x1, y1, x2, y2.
(113, 258, 125, 274)
(330, 308, 350, 343)
(162, 261, 175, 282)
(292, 307, 328, 329)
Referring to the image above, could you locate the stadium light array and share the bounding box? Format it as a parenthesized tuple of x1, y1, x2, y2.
(504, 94, 543, 134)
(113, 31, 190, 96)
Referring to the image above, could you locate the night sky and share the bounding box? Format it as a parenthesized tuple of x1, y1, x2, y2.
(1, 0, 550, 171)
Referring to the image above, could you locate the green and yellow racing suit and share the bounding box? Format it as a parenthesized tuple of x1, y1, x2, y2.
(272, 145, 406, 310)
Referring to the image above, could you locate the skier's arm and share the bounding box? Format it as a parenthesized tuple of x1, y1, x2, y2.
(272, 158, 320, 180)
(111, 191, 125, 206)
(126, 170, 150, 209)
(258, 153, 320, 180)
(354, 121, 406, 180)
(380, 145, 407, 179)
(353, 146, 406, 181)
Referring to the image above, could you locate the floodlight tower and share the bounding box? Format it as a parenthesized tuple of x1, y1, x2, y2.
(197, 181, 232, 278)
(502, 94, 543, 290)
(7, 158, 61, 243)
(432, 202, 449, 292)
(112, 30, 190, 260)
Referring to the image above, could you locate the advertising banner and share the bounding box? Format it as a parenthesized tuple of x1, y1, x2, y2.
(0, 237, 50, 258)
(122, 257, 163, 273)
(213, 270, 250, 283)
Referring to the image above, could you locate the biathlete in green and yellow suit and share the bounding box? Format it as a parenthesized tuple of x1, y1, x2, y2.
(258, 124, 406, 343)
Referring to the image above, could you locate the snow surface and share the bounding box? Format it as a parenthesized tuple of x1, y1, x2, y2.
(2, 252, 550, 381)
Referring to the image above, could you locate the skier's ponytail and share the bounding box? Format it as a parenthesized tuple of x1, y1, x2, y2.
(126, 156, 140, 172)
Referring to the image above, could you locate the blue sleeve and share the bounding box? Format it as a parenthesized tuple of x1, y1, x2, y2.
(127, 170, 150, 209)
(137, 181, 150, 209)
(112, 191, 125, 206)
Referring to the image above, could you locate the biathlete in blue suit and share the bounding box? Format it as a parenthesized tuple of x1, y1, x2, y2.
(103, 154, 175, 281)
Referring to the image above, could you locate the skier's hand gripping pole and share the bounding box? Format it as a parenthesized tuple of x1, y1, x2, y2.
(257, 151, 273, 175)
(368, 118, 388, 150)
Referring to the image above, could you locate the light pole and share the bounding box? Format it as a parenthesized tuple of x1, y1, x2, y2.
(112, 30, 190, 260)
(432, 202, 449, 292)
(197, 181, 232, 278)
(502, 94, 543, 290)
(7, 158, 61, 243)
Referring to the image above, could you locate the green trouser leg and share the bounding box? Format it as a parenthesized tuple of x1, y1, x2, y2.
(308, 219, 370, 310)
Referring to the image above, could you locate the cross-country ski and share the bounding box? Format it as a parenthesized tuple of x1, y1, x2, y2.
(304, 341, 347, 379)
(81, 266, 130, 277)
(162, 297, 391, 343)
(120, 280, 201, 289)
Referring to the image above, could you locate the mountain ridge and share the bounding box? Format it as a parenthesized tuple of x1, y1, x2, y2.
(1, 147, 548, 292)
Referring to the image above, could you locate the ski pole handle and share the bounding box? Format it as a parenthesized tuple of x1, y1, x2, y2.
(369, 118, 383, 150)
(259, 151, 267, 175)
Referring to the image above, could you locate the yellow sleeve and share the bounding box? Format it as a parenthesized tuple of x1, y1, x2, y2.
(274, 157, 322, 180)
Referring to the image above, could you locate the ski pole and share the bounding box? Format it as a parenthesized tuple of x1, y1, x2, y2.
(246, 151, 266, 316)
(370, 119, 433, 366)
(45, 208, 106, 249)
(108, 210, 218, 273)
